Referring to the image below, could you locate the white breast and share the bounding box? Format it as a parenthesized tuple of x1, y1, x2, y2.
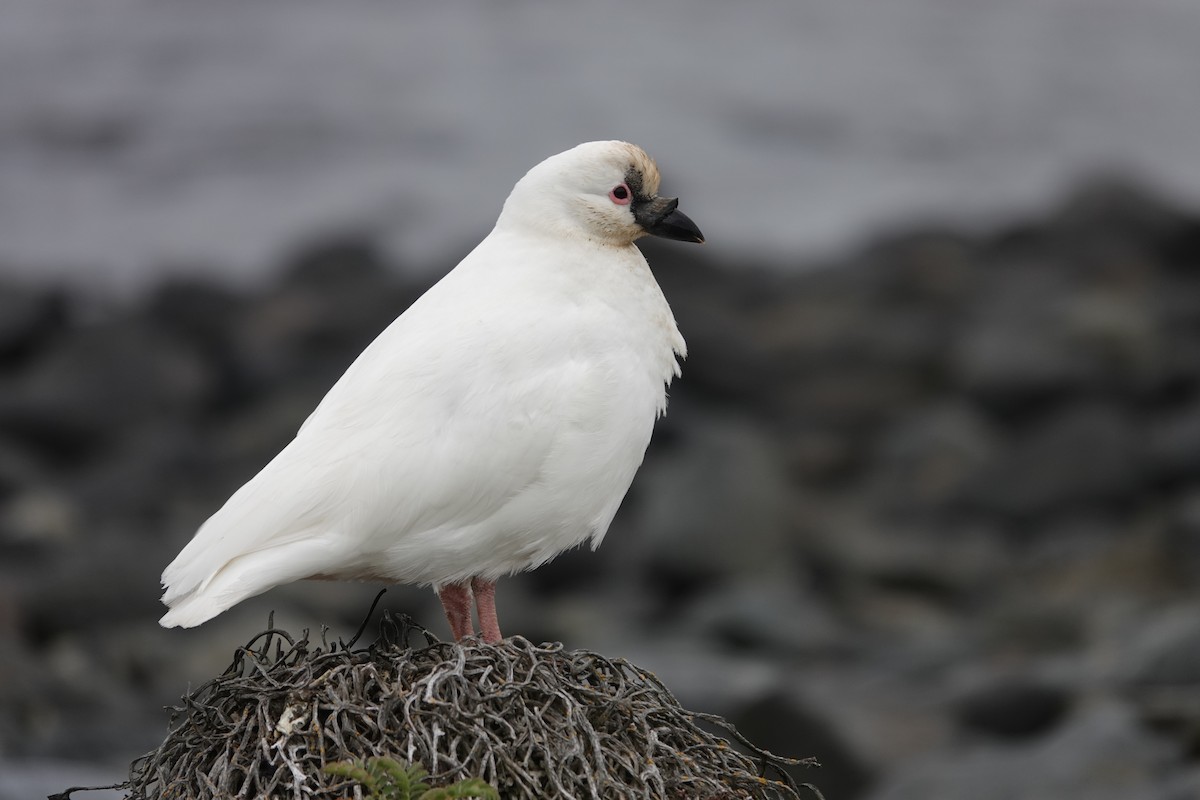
(305, 229, 685, 585)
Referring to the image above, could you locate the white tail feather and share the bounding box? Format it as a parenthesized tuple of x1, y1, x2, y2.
(158, 536, 344, 628)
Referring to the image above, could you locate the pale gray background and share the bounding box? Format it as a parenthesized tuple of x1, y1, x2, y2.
(2, 0, 1198, 292)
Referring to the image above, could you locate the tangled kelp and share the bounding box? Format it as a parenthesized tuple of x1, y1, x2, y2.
(112, 613, 817, 799)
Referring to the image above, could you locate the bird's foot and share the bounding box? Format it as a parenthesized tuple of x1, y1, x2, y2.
(437, 581, 474, 640)
(471, 577, 502, 644)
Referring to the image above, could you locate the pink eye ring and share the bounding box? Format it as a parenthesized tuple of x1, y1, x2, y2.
(609, 183, 632, 205)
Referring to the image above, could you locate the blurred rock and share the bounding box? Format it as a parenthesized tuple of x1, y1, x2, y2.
(1120, 604, 1200, 751)
(1052, 177, 1200, 262)
(0, 759, 126, 800)
(953, 678, 1073, 741)
(234, 234, 425, 395)
(0, 439, 44, 503)
(1163, 491, 1200, 582)
(645, 245, 779, 409)
(871, 702, 1187, 800)
(0, 319, 216, 461)
(17, 530, 170, 642)
(0, 486, 78, 546)
(4, 181, 1200, 799)
(730, 691, 875, 800)
(865, 402, 1000, 515)
(0, 281, 66, 367)
(1148, 398, 1200, 486)
(685, 576, 852, 657)
(620, 407, 800, 596)
(810, 515, 1007, 624)
(143, 278, 250, 411)
(959, 403, 1142, 520)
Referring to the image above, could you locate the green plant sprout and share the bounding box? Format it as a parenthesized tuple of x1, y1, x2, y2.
(324, 756, 498, 800)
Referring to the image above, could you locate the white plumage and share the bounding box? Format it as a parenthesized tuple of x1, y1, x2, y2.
(159, 141, 704, 641)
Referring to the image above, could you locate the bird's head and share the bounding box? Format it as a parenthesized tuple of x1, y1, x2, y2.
(499, 141, 704, 248)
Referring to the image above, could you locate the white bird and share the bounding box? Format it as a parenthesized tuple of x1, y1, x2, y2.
(159, 141, 704, 642)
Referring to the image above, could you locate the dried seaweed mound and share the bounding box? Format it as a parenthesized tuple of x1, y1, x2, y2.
(125, 613, 818, 799)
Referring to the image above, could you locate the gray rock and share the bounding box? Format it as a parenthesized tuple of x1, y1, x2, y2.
(953, 678, 1073, 741)
(232, 235, 424, 394)
(684, 576, 853, 657)
(1052, 177, 1199, 257)
(1148, 399, 1200, 484)
(775, 361, 929, 431)
(0, 319, 217, 460)
(18, 528, 170, 636)
(0, 439, 45, 506)
(615, 637, 783, 715)
(959, 402, 1142, 519)
(0, 281, 66, 365)
(870, 702, 1185, 800)
(0, 486, 78, 546)
(777, 420, 863, 484)
(730, 690, 875, 800)
(616, 408, 800, 588)
(645, 247, 781, 410)
(1119, 603, 1200, 743)
(0, 759, 126, 800)
(807, 513, 1009, 618)
(865, 402, 1000, 515)
(950, 261, 1092, 412)
(1060, 286, 1164, 393)
(1157, 280, 1200, 389)
(1163, 491, 1200, 581)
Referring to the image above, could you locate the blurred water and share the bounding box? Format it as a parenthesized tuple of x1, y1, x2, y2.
(3, 0, 1200, 293)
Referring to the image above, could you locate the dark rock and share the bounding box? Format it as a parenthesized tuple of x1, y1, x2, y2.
(1052, 177, 1200, 265)
(776, 362, 928, 431)
(0, 281, 67, 368)
(1121, 605, 1200, 747)
(645, 246, 780, 409)
(858, 230, 981, 306)
(1148, 399, 1200, 485)
(958, 402, 1142, 520)
(617, 407, 801, 597)
(809, 516, 1007, 618)
(950, 260, 1092, 414)
(0, 486, 78, 547)
(145, 278, 243, 347)
(279, 232, 394, 289)
(685, 577, 853, 657)
(0, 438, 44, 502)
(0, 319, 217, 462)
(18, 530, 172, 641)
(873, 702, 1185, 800)
(1155, 271, 1200, 395)
(778, 421, 863, 485)
(243, 233, 425, 389)
(954, 678, 1073, 740)
(729, 691, 874, 800)
(0, 759, 126, 800)
(951, 250, 1169, 413)
(0, 637, 45, 751)
(744, 273, 944, 427)
(144, 278, 250, 411)
(1163, 492, 1200, 582)
(865, 402, 1000, 515)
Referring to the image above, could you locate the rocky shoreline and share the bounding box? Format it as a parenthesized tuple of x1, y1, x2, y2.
(4, 177, 1200, 799)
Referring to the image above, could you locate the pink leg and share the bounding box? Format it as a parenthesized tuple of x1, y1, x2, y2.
(471, 577, 502, 644)
(437, 581, 473, 641)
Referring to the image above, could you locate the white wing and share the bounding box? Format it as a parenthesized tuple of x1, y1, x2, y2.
(160, 239, 573, 626)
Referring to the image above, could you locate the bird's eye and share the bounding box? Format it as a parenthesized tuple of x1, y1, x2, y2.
(609, 183, 632, 205)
